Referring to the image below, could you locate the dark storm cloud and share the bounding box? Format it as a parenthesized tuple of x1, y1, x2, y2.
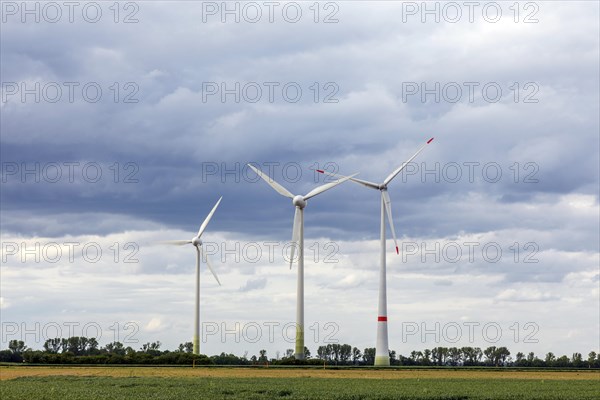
(1, 1, 598, 253)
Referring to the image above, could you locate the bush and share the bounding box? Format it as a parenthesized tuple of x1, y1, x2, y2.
(0, 349, 22, 363)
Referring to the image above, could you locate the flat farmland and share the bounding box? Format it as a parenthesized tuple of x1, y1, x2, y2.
(1, 366, 598, 399)
(1, 365, 598, 380)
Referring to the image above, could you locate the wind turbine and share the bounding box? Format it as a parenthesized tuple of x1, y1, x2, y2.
(162, 196, 223, 355)
(318, 137, 434, 366)
(248, 164, 357, 360)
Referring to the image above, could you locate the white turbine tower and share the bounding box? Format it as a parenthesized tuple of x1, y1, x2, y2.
(162, 196, 223, 355)
(248, 164, 357, 360)
(318, 137, 434, 366)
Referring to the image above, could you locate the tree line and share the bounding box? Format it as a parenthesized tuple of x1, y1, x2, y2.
(1, 338, 598, 368)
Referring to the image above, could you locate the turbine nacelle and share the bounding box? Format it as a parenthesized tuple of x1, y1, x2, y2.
(292, 195, 307, 209)
(192, 237, 202, 246)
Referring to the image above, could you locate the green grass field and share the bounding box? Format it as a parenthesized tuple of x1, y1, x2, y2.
(1, 366, 598, 399)
(1, 375, 599, 400)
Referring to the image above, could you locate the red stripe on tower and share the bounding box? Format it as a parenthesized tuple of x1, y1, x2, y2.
(378, 316, 388, 322)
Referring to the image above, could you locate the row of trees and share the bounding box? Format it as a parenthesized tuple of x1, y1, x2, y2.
(2, 339, 599, 368)
(314, 344, 599, 368)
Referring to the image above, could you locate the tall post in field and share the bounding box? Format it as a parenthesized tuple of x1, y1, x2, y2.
(193, 247, 201, 355)
(374, 192, 390, 366)
(295, 209, 305, 360)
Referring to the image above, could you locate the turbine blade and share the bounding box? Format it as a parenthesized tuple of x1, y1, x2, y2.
(289, 207, 301, 269)
(303, 173, 358, 200)
(382, 191, 399, 254)
(201, 247, 222, 286)
(247, 164, 294, 199)
(158, 240, 192, 246)
(197, 196, 223, 237)
(383, 137, 434, 186)
(316, 169, 379, 190)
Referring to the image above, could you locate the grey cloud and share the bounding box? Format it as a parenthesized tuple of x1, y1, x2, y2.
(1, 1, 598, 355)
(239, 277, 268, 292)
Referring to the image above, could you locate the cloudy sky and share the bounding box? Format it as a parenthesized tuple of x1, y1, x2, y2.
(1, 1, 598, 359)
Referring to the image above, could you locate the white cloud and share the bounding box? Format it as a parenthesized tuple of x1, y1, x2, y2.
(496, 289, 558, 302)
(1, 1, 598, 358)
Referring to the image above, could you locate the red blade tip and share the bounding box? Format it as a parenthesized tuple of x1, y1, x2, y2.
(396, 246, 399, 254)
(427, 137, 434, 144)
(316, 169, 325, 173)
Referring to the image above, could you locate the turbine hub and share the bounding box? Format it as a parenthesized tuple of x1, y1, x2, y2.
(292, 195, 307, 209)
(192, 237, 202, 246)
